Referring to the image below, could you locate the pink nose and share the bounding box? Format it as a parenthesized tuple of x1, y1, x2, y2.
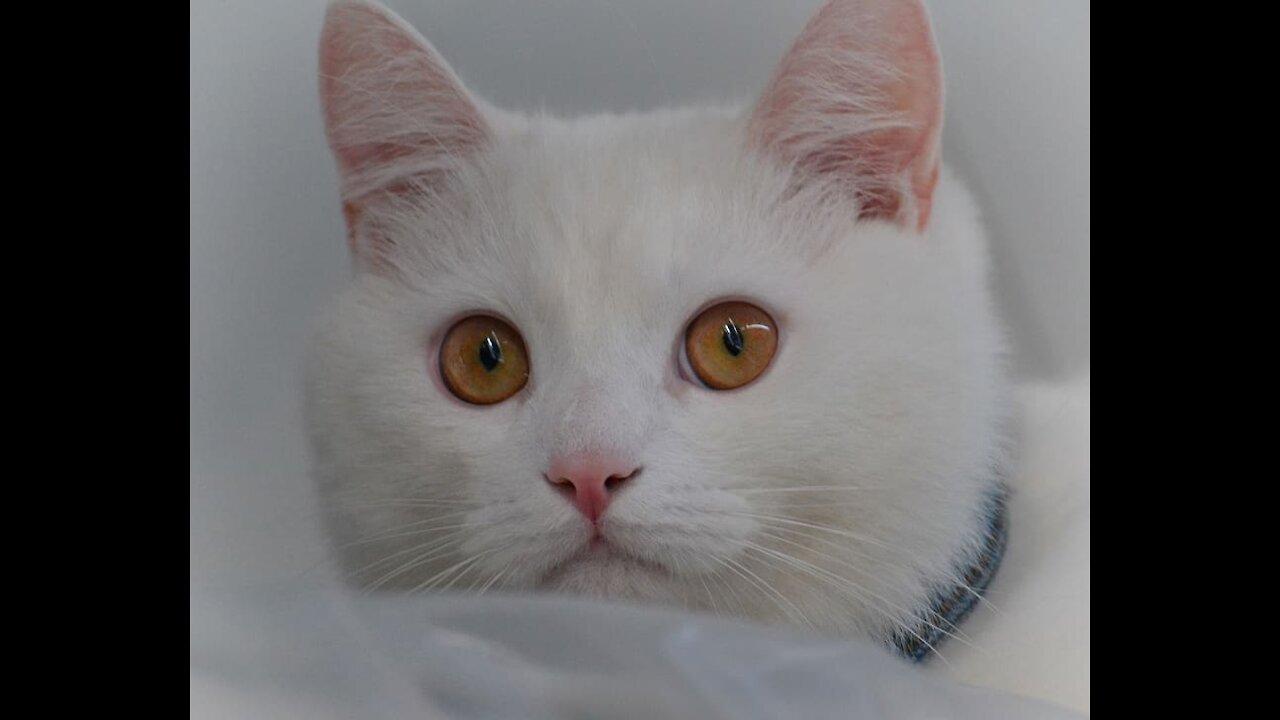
(546, 455, 640, 523)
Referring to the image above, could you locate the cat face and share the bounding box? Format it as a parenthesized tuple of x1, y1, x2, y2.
(308, 0, 1006, 643)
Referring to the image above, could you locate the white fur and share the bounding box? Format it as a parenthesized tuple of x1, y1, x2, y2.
(307, 0, 1008, 648)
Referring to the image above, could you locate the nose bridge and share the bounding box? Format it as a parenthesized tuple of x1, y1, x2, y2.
(535, 290, 659, 459)
(545, 375, 647, 459)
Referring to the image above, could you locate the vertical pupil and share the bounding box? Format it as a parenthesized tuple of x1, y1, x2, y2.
(722, 321, 744, 356)
(479, 333, 503, 372)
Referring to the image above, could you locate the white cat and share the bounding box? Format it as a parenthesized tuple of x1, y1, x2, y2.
(307, 0, 1009, 661)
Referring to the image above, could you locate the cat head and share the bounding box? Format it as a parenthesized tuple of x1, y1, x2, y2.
(308, 0, 1006, 643)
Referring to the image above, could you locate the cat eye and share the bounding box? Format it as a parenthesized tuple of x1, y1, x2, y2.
(685, 301, 777, 390)
(439, 315, 530, 405)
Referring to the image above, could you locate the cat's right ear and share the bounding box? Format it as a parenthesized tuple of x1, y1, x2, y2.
(319, 0, 490, 260)
(746, 0, 943, 233)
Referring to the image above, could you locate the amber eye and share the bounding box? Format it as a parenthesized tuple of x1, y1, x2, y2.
(685, 301, 778, 390)
(439, 315, 529, 405)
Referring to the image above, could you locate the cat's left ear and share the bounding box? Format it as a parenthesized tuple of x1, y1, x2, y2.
(319, 0, 491, 256)
(747, 0, 942, 232)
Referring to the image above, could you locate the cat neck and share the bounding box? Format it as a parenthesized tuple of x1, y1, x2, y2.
(893, 482, 1009, 663)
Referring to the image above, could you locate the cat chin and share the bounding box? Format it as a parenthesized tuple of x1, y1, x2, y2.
(539, 543, 676, 600)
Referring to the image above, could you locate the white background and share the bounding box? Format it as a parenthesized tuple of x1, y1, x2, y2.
(190, 0, 1088, 595)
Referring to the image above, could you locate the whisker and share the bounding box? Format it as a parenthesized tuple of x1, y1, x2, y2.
(322, 496, 477, 507)
(707, 555, 777, 621)
(733, 486, 880, 494)
(700, 561, 746, 617)
(752, 525, 891, 571)
(712, 554, 814, 629)
(349, 507, 476, 530)
(750, 526, 978, 647)
(440, 551, 496, 593)
(762, 501, 891, 510)
(747, 532, 984, 656)
(338, 519, 485, 548)
(349, 534, 461, 580)
(410, 546, 506, 595)
(716, 566, 751, 617)
(739, 542, 954, 666)
(362, 538, 464, 592)
(733, 513, 896, 551)
(473, 559, 515, 595)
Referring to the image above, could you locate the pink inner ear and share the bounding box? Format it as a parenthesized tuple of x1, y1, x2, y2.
(319, 1, 490, 223)
(748, 0, 942, 231)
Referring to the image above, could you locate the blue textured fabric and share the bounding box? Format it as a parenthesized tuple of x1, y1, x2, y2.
(892, 486, 1009, 663)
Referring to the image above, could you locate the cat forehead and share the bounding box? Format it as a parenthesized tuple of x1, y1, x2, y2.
(416, 108, 804, 289)
(491, 108, 754, 237)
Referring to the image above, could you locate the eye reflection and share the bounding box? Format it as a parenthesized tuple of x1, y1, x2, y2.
(722, 321, 744, 356)
(479, 333, 503, 372)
